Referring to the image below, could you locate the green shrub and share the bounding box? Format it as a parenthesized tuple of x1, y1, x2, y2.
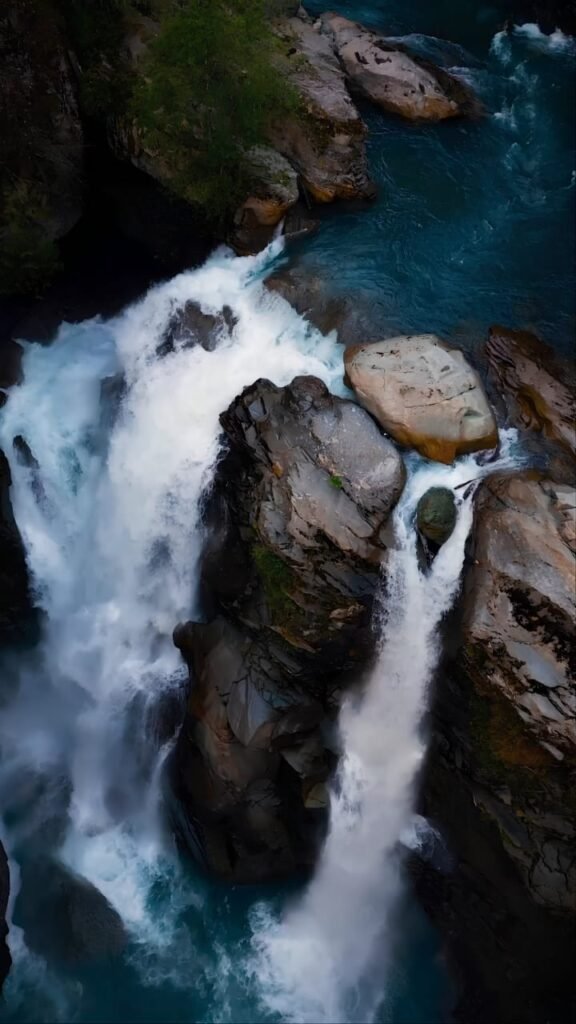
(329, 474, 343, 490)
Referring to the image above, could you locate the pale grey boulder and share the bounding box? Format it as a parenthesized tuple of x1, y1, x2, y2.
(320, 12, 478, 122)
(345, 334, 498, 464)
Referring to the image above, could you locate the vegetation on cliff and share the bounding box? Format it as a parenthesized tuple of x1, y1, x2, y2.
(0, 0, 295, 295)
(131, 0, 298, 216)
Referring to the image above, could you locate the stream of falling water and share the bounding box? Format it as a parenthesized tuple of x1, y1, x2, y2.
(250, 434, 520, 1024)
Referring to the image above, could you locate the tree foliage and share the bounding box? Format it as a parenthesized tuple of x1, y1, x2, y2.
(132, 0, 297, 214)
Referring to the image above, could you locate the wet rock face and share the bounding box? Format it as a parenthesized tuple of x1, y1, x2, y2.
(269, 16, 376, 203)
(16, 859, 127, 966)
(0, 842, 10, 991)
(319, 13, 479, 122)
(462, 473, 575, 766)
(213, 375, 405, 659)
(421, 470, 576, 1024)
(486, 325, 576, 460)
(173, 375, 405, 880)
(0, 450, 35, 644)
(345, 334, 498, 464)
(416, 487, 457, 549)
(0, 340, 23, 391)
(230, 147, 300, 255)
(265, 263, 380, 346)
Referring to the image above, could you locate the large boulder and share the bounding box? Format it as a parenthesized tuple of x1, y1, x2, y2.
(420, 471, 576, 1024)
(486, 325, 576, 460)
(345, 335, 498, 464)
(207, 375, 405, 660)
(16, 859, 127, 966)
(0, 0, 83, 293)
(320, 13, 478, 122)
(172, 375, 405, 879)
(269, 15, 376, 203)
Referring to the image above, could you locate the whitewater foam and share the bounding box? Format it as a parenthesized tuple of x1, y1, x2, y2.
(0, 242, 344, 999)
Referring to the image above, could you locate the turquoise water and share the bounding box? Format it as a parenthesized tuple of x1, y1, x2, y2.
(295, 0, 576, 353)
(1, 3, 574, 1023)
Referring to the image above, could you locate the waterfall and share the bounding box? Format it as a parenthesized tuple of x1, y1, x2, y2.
(251, 436, 519, 1024)
(0, 244, 343, 993)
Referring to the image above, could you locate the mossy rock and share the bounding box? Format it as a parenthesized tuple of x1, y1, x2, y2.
(416, 486, 457, 547)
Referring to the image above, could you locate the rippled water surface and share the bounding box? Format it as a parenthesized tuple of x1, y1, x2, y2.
(298, 0, 576, 352)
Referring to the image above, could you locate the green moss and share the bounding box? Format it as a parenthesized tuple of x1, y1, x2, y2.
(329, 474, 343, 490)
(0, 182, 61, 295)
(252, 542, 302, 627)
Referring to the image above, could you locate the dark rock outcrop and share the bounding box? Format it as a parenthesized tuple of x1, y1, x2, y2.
(0, 0, 83, 292)
(0, 340, 23, 390)
(172, 375, 405, 880)
(16, 859, 127, 966)
(421, 471, 576, 1024)
(486, 325, 576, 460)
(320, 13, 479, 122)
(0, 450, 35, 644)
(0, 842, 10, 991)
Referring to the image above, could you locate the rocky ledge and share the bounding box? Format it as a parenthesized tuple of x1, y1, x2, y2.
(420, 469, 575, 1024)
(171, 375, 404, 880)
(320, 12, 479, 121)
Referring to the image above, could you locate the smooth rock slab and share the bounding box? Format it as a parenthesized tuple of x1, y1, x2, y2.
(345, 334, 498, 464)
(320, 13, 478, 121)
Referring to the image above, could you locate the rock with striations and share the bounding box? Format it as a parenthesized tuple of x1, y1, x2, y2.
(320, 13, 479, 122)
(420, 470, 576, 1024)
(269, 15, 376, 203)
(171, 375, 405, 880)
(345, 334, 498, 464)
(486, 325, 576, 460)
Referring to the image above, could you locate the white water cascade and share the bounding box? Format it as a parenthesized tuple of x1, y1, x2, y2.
(251, 435, 519, 1024)
(0, 243, 344, 996)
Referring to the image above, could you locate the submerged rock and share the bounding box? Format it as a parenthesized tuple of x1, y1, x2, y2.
(416, 487, 457, 548)
(16, 859, 127, 966)
(486, 325, 576, 459)
(172, 375, 405, 880)
(345, 334, 498, 464)
(320, 13, 479, 122)
(421, 470, 576, 1024)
